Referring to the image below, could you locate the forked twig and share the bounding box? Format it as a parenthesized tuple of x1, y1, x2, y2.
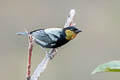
(25, 9, 76, 80)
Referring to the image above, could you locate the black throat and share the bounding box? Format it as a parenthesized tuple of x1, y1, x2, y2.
(51, 30, 70, 48)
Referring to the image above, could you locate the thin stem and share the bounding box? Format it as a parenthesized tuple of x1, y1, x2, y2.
(27, 35, 33, 80)
(64, 9, 76, 27)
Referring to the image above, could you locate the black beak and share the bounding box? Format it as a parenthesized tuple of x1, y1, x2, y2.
(75, 29, 82, 33)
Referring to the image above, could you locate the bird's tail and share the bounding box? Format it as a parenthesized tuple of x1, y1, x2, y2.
(16, 32, 28, 36)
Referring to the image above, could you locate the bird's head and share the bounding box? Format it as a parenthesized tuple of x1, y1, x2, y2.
(63, 26, 82, 40)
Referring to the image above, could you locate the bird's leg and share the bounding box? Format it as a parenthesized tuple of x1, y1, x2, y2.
(47, 48, 58, 60)
(41, 48, 57, 60)
(51, 48, 57, 58)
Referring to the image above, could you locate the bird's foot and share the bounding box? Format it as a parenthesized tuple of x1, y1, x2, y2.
(47, 48, 57, 60)
(47, 54, 55, 60)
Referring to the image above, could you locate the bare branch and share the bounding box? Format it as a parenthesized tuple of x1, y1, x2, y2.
(64, 9, 76, 28)
(26, 34, 33, 80)
(31, 49, 57, 80)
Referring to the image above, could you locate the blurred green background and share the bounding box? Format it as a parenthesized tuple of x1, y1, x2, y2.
(0, 0, 120, 80)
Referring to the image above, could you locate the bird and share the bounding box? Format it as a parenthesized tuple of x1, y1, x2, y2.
(16, 26, 82, 48)
(16, 9, 81, 59)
